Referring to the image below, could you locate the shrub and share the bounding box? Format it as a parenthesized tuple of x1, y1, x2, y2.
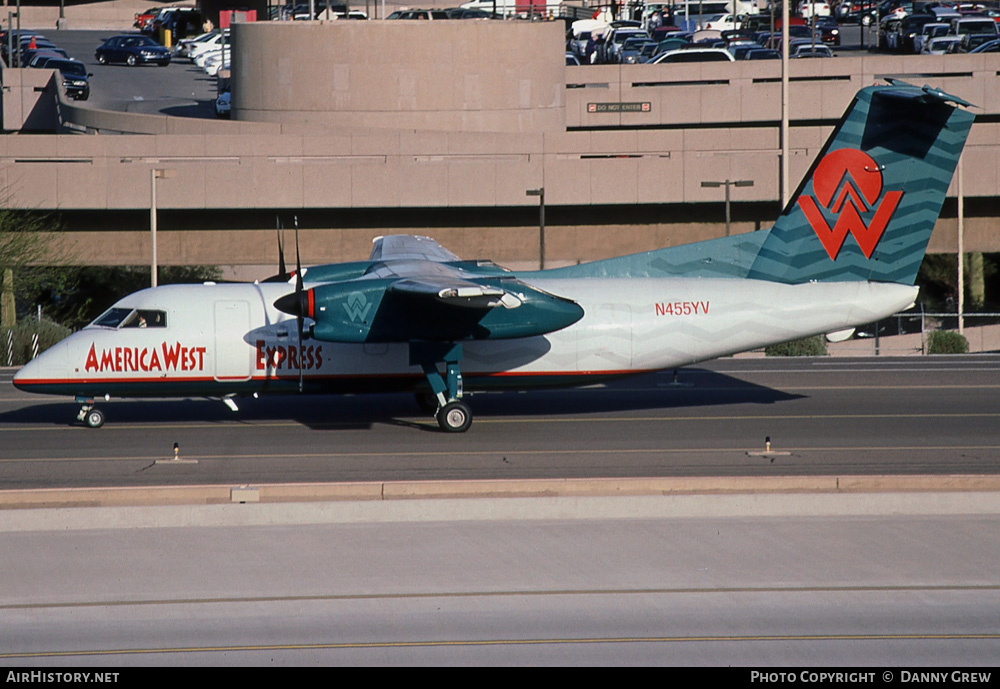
(2, 319, 71, 366)
(927, 330, 969, 354)
(765, 335, 828, 357)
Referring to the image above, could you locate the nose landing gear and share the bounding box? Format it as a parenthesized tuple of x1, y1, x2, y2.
(76, 397, 106, 428)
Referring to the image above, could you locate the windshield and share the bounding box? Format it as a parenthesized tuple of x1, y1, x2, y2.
(90, 308, 167, 329)
(56, 61, 86, 76)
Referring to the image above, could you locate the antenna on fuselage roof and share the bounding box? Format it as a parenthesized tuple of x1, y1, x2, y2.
(277, 216, 287, 279)
(294, 215, 304, 394)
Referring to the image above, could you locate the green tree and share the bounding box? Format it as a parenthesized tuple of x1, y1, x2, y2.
(0, 201, 64, 330)
(916, 253, 998, 311)
(21, 265, 223, 331)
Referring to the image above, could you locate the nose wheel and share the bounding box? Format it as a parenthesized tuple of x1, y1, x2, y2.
(76, 403, 105, 428)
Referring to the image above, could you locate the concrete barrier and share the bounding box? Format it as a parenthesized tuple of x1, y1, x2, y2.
(3, 474, 1000, 510)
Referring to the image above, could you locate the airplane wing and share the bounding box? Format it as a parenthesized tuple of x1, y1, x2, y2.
(369, 235, 461, 263)
(275, 235, 583, 342)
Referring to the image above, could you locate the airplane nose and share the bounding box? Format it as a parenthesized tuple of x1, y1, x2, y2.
(12, 340, 67, 391)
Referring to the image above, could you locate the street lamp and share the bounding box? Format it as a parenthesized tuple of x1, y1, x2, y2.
(701, 179, 753, 236)
(150, 168, 176, 288)
(526, 187, 545, 270)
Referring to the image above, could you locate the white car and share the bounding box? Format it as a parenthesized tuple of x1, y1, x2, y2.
(202, 52, 230, 76)
(214, 90, 230, 118)
(195, 46, 230, 69)
(648, 47, 736, 63)
(703, 13, 741, 31)
(922, 35, 960, 54)
(912, 22, 949, 54)
(186, 30, 229, 62)
(791, 42, 835, 57)
(174, 30, 215, 58)
(798, 1, 832, 18)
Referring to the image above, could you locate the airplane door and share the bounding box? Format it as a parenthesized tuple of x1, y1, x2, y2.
(214, 300, 252, 382)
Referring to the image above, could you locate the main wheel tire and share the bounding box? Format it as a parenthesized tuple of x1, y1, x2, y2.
(85, 408, 105, 429)
(126, 54, 137, 66)
(437, 401, 472, 433)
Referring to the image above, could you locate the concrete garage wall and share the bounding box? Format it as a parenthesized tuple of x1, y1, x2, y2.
(7, 18, 1000, 268)
(231, 20, 568, 134)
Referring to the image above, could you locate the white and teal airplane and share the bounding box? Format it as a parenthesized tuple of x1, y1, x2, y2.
(14, 81, 975, 431)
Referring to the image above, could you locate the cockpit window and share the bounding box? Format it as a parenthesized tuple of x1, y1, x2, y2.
(90, 308, 167, 329)
(92, 308, 134, 328)
(122, 310, 167, 328)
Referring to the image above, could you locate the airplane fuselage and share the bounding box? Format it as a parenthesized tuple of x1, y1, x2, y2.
(13, 278, 917, 400)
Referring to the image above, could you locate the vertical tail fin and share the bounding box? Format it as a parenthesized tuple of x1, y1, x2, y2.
(747, 81, 975, 286)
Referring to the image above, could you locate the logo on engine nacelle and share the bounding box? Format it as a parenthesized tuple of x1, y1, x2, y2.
(343, 292, 372, 322)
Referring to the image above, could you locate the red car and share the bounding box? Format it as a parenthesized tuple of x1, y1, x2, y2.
(133, 7, 159, 30)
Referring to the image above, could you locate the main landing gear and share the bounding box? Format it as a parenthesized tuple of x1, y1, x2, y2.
(411, 342, 473, 433)
(76, 396, 106, 428)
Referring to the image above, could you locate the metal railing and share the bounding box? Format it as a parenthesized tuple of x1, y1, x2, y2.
(828, 311, 1000, 356)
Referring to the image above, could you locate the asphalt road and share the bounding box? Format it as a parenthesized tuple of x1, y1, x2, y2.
(2, 494, 999, 665)
(42, 29, 220, 117)
(3, 356, 1000, 489)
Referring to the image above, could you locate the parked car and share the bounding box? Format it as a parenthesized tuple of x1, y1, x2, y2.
(133, 7, 160, 30)
(47, 58, 91, 101)
(743, 47, 781, 58)
(185, 30, 229, 62)
(950, 16, 999, 36)
(702, 13, 741, 31)
(141, 6, 196, 35)
(21, 45, 68, 66)
(648, 47, 735, 62)
(798, 0, 832, 18)
(28, 51, 71, 68)
(393, 9, 450, 19)
(153, 8, 203, 41)
(620, 37, 655, 63)
(215, 90, 231, 118)
(444, 8, 491, 18)
(95, 35, 171, 66)
(173, 30, 216, 58)
(202, 51, 230, 76)
(791, 42, 835, 56)
(729, 42, 761, 59)
(921, 34, 961, 53)
(912, 22, 950, 53)
(604, 27, 648, 63)
(892, 13, 937, 53)
(195, 45, 230, 69)
(953, 32, 999, 52)
(969, 37, 1000, 52)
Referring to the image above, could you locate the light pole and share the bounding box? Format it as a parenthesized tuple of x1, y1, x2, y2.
(526, 187, 545, 269)
(150, 168, 176, 288)
(781, 0, 789, 208)
(701, 179, 753, 236)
